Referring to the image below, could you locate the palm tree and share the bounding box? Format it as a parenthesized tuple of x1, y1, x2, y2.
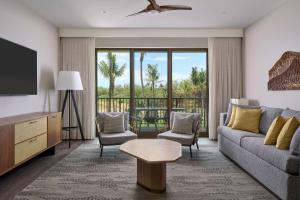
(140, 52, 146, 98)
(191, 67, 200, 86)
(146, 64, 160, 97)
(190, 66, 206, 97)
(98, 52, 126, 110)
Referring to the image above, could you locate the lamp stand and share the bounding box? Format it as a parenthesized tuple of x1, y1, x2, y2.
(61, 90, 85, 147)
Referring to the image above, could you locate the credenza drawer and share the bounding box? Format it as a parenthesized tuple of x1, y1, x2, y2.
(15, 133, 47, 165)
(15, 117, 47, 144)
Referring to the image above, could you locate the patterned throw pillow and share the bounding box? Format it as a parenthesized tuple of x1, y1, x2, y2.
(171, 114, 194, 134)
(103, 113, 125, 133)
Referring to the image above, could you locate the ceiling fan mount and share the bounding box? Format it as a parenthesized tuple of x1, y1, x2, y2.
(127, 0, 192, 17)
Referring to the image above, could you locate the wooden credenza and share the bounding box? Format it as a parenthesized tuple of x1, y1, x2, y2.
(0, 112, 61, 176)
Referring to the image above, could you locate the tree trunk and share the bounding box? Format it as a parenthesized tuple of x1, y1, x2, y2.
(140, 52, 145, 98)
(152, 82, 155, 97)
(108, 52, 113, 112)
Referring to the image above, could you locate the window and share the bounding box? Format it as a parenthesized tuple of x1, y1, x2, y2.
(96, 49, 208, 133)
(96, 50, 130, 112)
(172, 51, 208, 131)
(134, 51, 168, 131)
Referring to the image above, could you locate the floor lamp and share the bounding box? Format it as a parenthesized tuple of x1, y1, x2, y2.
(56, 71, 85, 147)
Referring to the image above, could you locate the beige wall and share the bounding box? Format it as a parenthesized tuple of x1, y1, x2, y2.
(0, 0, 59, 117)
(96, 37, 208, 48)
(244, 0, 300, 110)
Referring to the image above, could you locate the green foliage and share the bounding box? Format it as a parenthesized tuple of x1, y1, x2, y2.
(146, 64, 161, 97)
(97, 59, 206, 99)
(97, 52, 126, 98)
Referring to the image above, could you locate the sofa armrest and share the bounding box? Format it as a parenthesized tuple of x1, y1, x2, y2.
(219, 112, 227, 126)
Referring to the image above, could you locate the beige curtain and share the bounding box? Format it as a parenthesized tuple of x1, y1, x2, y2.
(60, 37, 96, 139)
(208, 38, 243, 140)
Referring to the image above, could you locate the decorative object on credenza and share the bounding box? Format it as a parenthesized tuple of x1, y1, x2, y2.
(268, 51, 300, 90)
(56, 71, 85, 147)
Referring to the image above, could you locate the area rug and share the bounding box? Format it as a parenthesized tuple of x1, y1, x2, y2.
(14, 142, 277, 200)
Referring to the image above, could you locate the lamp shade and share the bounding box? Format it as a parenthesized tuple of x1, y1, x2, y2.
(56, 71, 83, 91)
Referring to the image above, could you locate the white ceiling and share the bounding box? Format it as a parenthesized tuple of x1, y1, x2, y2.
(20, 0, 287, 28)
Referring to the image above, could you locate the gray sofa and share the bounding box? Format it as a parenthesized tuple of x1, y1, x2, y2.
(218, 107, 300, 200)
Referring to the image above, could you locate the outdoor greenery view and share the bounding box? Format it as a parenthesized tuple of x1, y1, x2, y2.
(96, 50, 208, 131)
(97, 51, 207, 99)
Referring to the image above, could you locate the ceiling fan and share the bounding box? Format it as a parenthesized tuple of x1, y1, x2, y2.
(127, 0, 192, 17)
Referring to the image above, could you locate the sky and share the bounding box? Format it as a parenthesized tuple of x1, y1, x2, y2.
(97, 51, 207, 88)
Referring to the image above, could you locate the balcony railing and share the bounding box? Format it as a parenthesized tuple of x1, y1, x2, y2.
(97, 97, 208, 131)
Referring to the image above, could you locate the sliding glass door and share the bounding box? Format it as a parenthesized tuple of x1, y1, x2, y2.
(96, 49, 208, 133)
(134, 51, 168, 131)
(96, 50, 130, 112)
(172, 51, 208, 131)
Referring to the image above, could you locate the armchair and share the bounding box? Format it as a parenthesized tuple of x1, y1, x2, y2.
(95, 112, 138, 157)
(157, 112, 201, 157)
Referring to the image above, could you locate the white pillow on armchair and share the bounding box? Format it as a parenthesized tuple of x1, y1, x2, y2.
(171, 114, 194, 134)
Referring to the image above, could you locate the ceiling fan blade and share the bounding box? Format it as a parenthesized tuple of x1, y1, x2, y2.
(127, 9, 147, 17)
(159, 5, 192, 11)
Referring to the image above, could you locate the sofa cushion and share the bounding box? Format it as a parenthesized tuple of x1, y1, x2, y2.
(281, 108, 300, 120)
(290, 127, 300, 155)
(100, 131, 137, 145)
(241, 137, 299, 174)
(224, 103, 233, 126)
(157, 130, 194, 145)
(276, 117, 300, 150)
(225, 103, 261, 126)
(217, 126, 263, 145)
(260, 106, 283, 134)
(232, 107, 262, 133)
(264, 116, 286, 145)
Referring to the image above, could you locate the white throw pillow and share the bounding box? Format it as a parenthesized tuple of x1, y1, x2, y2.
(103, 113, 125, 133)
(171, 114, 194, 134)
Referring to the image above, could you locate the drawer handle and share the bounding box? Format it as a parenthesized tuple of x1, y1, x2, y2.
(28, 138, 38, 143)
(29, 121, 38, 124)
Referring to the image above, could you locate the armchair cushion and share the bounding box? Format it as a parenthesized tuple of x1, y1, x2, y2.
(100, 131, 137, 145)
(97, 112, 129, 131)
(157, 131, 194, 145)
(102, 113, 125, 133)
(170, 112, 200, 132)
(171, 114, 193, 134)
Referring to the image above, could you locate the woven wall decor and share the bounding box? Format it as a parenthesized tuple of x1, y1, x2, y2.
(268, 51, 300, 90)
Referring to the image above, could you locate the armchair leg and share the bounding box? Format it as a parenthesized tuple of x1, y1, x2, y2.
(196, 142, 199, 150)
(100, 146, 103, 157)
(189, 146, 193, 158)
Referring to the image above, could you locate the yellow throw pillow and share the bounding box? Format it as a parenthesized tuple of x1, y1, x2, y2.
(227, 105, 237, 127)
(264, 116, 286, 145)
(232, 107, 262, 133)
(276, 117, 300, 150)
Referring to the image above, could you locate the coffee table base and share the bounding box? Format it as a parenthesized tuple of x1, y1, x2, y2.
(137, 159, 166, 192)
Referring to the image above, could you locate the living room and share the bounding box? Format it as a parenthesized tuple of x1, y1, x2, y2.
(0, 0, 299, 199)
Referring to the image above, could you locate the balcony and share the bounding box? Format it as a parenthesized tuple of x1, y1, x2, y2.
(97, 97, 208, 132)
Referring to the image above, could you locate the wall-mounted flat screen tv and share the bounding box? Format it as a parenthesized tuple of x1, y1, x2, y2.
(0, 38, 37, 95)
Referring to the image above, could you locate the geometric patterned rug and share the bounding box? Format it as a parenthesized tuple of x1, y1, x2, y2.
(14, 142, 277, 200)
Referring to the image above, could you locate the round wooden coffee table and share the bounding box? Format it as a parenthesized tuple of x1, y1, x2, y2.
(120, 139, 182, 192)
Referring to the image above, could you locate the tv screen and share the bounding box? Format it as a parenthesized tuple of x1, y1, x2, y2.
(0, 38, 37, 95)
